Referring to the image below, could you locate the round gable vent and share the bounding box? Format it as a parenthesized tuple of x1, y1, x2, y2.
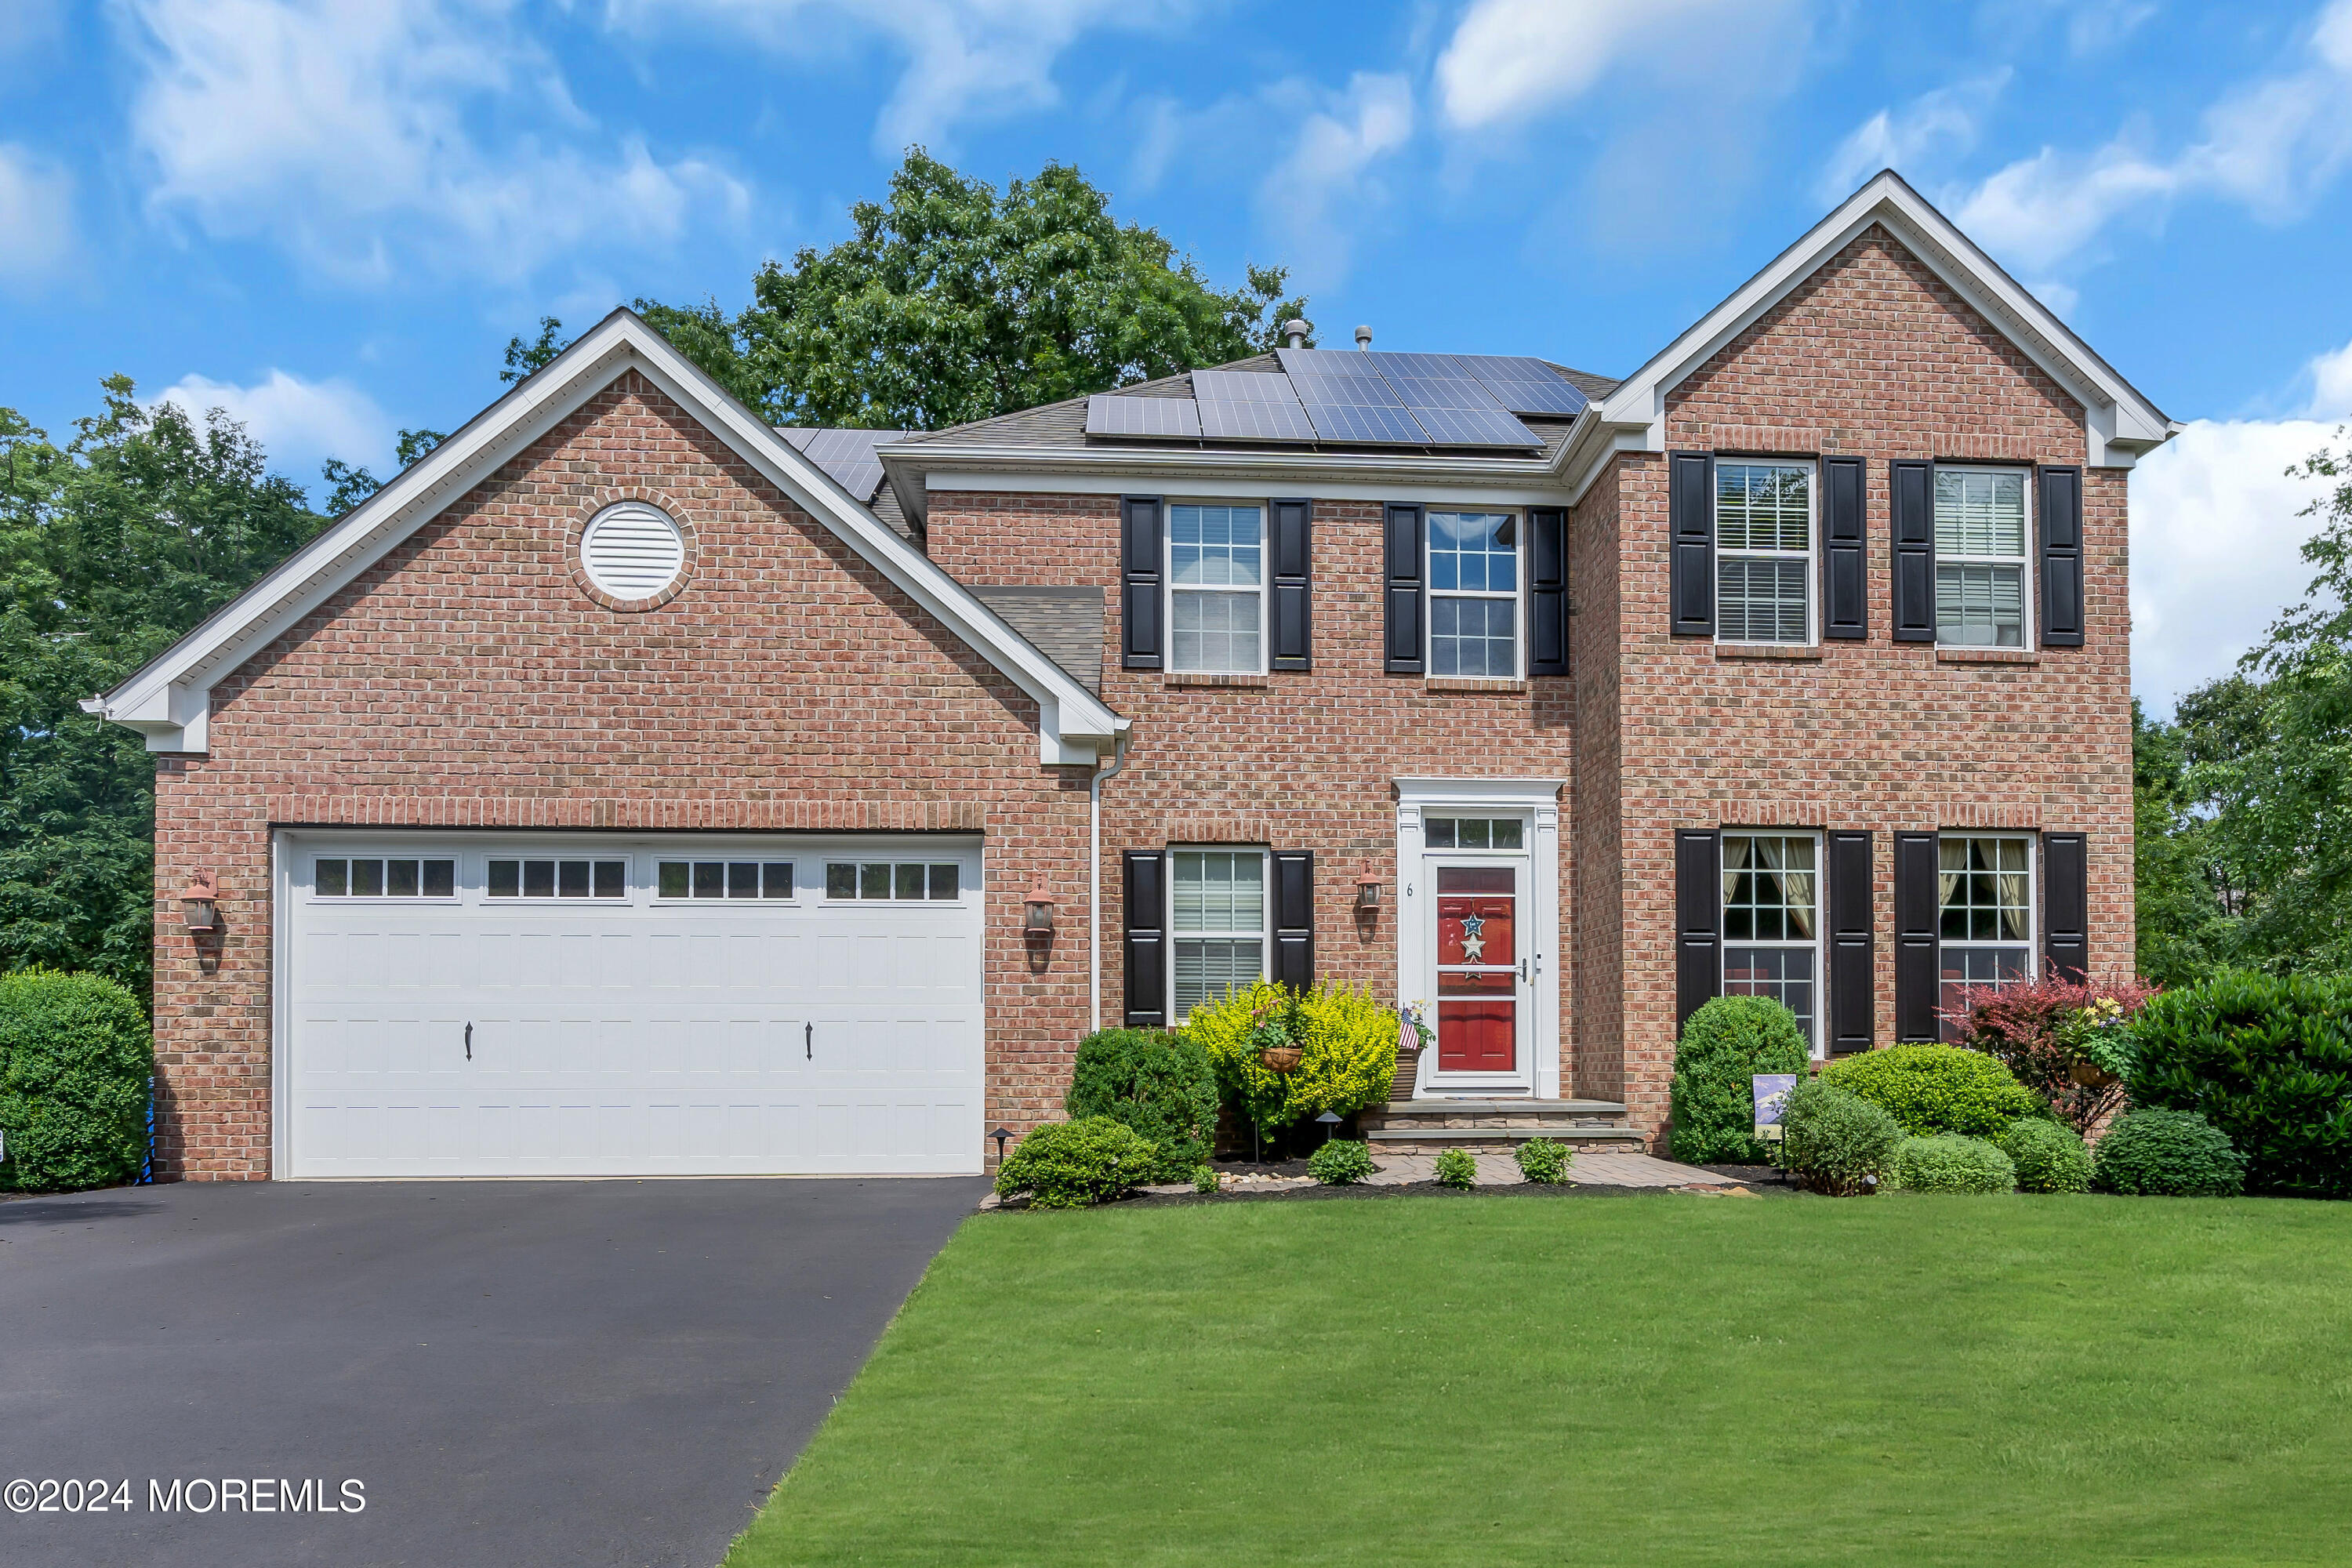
(579, 502, 685, 601)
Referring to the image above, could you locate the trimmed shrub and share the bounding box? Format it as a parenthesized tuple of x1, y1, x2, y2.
(1890, 1134, 2016, 1194)
(1947, 975, 2155, 1134)
(1191, 1164, 1220, 1195)
(1308, 1138, 1375, 1185)
(1065, 1026, 1220, 1181)
(2093, 1109, 2248, 1197)
(2001, 1120, 2094, 1194)
(1820, 1044, 2039, 1138)
(0, 968, 153, 1193)
(993, 1118, 1158, 1208)
(1515, 1137, 1571, 1184)
(2125, 970, 2352, 1199)
(1778, 1079, 1904, 1196)
(1186, 980, 1398, 1140)
(1668, 996, 1811, 1164)
(1432, 1148, 1475, 1189)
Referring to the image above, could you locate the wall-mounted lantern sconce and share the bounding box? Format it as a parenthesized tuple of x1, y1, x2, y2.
(181, 869, 220, 931)
(1023, 881, 1056, 935)
(1355, 862, 1383, 910)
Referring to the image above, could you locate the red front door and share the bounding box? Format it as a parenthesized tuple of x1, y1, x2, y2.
(1436, 866, 1517, 1073)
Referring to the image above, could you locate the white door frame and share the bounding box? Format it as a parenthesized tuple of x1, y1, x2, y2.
(1393, 778, 1563, 1100)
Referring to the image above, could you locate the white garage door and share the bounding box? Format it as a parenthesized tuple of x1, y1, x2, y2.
(277, 833, 985, 1178)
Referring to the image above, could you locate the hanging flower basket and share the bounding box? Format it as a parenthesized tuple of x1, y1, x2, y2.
(1257, 1046, 1304, 1074)
(2068, 1061, 2119, 1088)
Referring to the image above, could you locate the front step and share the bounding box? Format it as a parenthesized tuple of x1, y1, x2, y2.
(1359, 1098, 1647, 1153)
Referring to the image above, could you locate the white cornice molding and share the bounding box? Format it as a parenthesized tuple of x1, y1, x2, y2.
(88, 310, 1123, 764)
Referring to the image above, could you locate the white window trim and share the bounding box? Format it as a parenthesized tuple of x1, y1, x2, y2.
(1719, 829, 1826, 1058)
(1425, 509, 1526, 680)
(1713, 456, 1817, 648)
(1167, 845, 1272, 1016)
(1392, 779, 1563, 1100)
(1936, 831, 2038, 982)
(1165, 500, 1269, 676)
(1934, 464, 2035, 651)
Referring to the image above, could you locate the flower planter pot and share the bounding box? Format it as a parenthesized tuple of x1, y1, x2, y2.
(1257, 1046, 1303, 1075)
(2068, 1062, 2119, 1088)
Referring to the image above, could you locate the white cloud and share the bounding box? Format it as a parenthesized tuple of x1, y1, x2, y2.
(2307, 335, 2352, 418)
(1258, 73, 1414, 287)
(1813, 71, 2011, 205)
(154, 370, 395, 483)
(122, 0, 749, 285)
(1952, 0, 2352, 274)
(1434, 0, 1798, 132)
(0, 143, 74, 285)
(609, 0, 1192, 154)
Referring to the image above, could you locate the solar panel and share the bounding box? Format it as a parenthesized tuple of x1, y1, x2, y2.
(1276, 349, 1432, 445)
(1363, 353, 1542, 448)
(1453, 354, 1590, 417)
(1192, 370, 1318, 442)
(779, 426, 913, 501)
(1084, 394, 1203, 439)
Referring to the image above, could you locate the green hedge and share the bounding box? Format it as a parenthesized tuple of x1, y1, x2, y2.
(1065, 1027, 1219, 1181)
(1668, 996, 1810, 1163)
(2093, 1109, 2248, 1197)
(2125, 970, 2352, 1199)
(2000, 1120, 2094, 1194)
(1820, 1044, 2040, 1137)
(1890, 1134, 2016, 1194)
(993, 1118, 1158, 1208)
(1778, 1079, 1904, 1195)
(1185, 980, 1397, 1140)
(0, 968, 152, 1193)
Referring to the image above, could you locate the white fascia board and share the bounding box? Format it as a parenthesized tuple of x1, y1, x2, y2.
(89, 310, 1122, 764)
(924, 469, 1577, 510)
(1393, 776, 1566, 804)
(1572, 169, 2172, 495)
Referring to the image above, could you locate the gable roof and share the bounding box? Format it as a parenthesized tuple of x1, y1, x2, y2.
(84, 310, 1125, 765)
(1559, 169, 2175, 501)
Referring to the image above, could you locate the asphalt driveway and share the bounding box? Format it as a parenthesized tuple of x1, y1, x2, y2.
(0, 1176, 985, 1568)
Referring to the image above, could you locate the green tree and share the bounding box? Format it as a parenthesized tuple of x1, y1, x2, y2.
(316, 426, 448, 516)
(501, 317, 572, 385)
(2132, 695, 2236, 984)
(634, 149, 1308, 429)
(1, 380, 330, 1000)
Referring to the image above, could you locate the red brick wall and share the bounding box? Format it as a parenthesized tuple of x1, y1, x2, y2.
(1569, 467, 1625, 1104)
(150, 372, 1093, 1178)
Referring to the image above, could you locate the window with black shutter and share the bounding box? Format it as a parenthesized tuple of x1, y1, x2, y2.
(1269, 499, 1312, 671)
(1822, 456, 1867, 640)
(1528, 507, 1569, 675)
(1122, 851, 1167, 1026)
(1675, 829, 1722, 1028)
(1826, 829, 1874, 1053)
(1893, 831, 1940, 1039)
(1120, 496, 1164, 669)
(2038, 466, 2085, 648)
(1890, 459, 1936, 642)
(2043, 832, 2089, 980)
(1668, 452, 1715, 637)
(1272, 851, 1314, 989)
(1384, 503, 1425, 673)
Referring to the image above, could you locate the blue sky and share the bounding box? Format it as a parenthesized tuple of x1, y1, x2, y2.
(5, 0, 2351, 711)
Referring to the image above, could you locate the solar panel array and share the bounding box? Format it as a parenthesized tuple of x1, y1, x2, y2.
(1072, 354, 1588, 450)
(1084, 394, 1203, 439)
(779, 426, 913, 500)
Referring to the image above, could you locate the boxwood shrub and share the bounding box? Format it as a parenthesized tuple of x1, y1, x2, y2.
(1819, 1044, 2039, 1137)
(2000, 1119, 2094, 1194)
(2125, 970, 2352, 1199)
(1668, 996, 1810, 1163)
(993, 1118, 1158, 1208)
(1890, 1134, 2016, 1194)
(1065, 1027, 1219, 1181)
(1778, 1079, 1904, 1195)
(0, 968, 152, 1193)
(1307, 1138, 1375, 1185)
(2093, 1108, 2248, 1197)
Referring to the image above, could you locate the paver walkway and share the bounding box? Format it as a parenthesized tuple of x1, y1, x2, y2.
(1361, 1149, 1733, 1188)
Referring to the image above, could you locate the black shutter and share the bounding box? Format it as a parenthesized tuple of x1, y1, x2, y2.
(1269, 499, 1312, 671)
(1271, 851, 1314, 989)
(1822, 456, 1867, 640)
(1527, 507, 1569, 676)
(1825, 829, 1875, 1054)
(2038, 466, 2085, 648)
(1122, 851, 1166, 1026)
(1890, 459, 1936, 643)
(1893, 830, 1940, 1040)
(2043, 832, 2089, 981)
(1384, 503, 1425, 673)
(1668, 452, 1715, 637)
(1120, 496, 1163, 669)
(1675, 829, 1721, 1029)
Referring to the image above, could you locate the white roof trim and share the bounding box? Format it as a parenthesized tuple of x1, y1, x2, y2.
(85, 310, 1124, 765)
(1570, 169, 2172, 498)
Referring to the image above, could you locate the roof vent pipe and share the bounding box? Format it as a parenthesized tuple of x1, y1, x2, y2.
(1354, 325, 1373, 350)
(1282, 318, 1312, 349)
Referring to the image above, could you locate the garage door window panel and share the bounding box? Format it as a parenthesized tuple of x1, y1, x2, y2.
(826, 862, 964, 901)
(488, 858, 630, 898)
(315, 857, 455, 898)
(659, 861, 793, 899)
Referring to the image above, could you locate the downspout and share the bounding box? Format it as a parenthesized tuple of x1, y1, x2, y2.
(1089, 728, 1131, 1033)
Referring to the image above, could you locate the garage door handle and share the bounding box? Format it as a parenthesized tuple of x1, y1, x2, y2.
(805, 1022, 812, 1061)
(465, 1022, 473, 1062)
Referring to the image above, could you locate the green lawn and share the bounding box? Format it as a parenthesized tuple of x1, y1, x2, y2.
(725, 1193, 2352, 1566)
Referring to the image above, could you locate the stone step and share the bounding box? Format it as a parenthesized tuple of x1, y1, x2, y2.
(1366, 1097, 1628, 1120)
(1365, 1124, 1650, 1149)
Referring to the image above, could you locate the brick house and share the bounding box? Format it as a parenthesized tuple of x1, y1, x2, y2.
(93, 171, 2171, 1180)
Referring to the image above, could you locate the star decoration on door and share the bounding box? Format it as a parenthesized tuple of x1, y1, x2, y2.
(1459, 913, 1486, 964)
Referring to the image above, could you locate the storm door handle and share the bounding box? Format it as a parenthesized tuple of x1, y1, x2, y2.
(465, 1022, 474, 1062)
(805, 1022, 813, 1061)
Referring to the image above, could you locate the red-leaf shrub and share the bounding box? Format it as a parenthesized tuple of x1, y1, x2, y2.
(1944, 975, 2157, 1134)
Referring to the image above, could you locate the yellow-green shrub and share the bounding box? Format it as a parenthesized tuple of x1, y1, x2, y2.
(1185, 979, 1399, 1138)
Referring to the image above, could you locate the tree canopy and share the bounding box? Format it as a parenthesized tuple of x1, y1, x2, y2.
(633, 149, 1308, 429)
